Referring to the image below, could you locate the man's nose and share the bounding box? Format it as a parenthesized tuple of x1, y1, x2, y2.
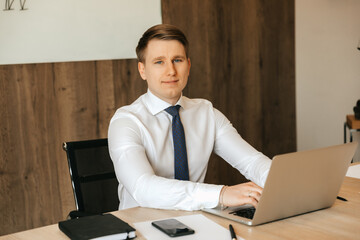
(167, 62, 176, 76)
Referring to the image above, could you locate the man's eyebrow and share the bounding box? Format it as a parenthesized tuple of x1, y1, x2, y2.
(151, 56, 165, 61)
(151, 55, 186, 60)
(173, 55, 186, 59)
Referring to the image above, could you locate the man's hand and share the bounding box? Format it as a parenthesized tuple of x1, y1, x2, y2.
(220, 182, 263, 208)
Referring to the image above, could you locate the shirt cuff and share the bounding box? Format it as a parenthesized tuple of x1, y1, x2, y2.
(194, 183, 224, 209)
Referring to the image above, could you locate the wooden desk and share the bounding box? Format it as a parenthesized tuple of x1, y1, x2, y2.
(1, 177, 359, 240)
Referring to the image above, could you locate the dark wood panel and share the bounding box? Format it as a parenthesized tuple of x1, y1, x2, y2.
(259, 1, 296, 157)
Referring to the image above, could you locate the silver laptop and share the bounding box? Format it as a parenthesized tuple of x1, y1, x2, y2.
(202, 142, 358, 226)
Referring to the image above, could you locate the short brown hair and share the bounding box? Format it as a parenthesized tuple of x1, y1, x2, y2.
(136, 24, 189, 63)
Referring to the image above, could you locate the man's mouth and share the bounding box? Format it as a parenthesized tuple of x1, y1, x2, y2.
(162, 79, 179, 84)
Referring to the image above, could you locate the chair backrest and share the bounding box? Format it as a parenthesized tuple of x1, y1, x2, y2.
(63, 138, 119, 215)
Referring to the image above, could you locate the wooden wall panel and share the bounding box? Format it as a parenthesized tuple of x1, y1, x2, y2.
(0, 60, 144, 235)
(95, 61, 117, 135)
(112, 60, 147, 107)
(162, 0, 296, 185)
(0, 64, 64, 232)
(260, 1, 296, 158)
(0, 0, 294, 235)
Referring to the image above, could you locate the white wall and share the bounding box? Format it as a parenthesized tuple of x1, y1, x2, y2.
(296, 0, 360, 161)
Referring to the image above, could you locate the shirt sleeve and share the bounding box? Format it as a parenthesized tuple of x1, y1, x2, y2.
(108, 117, 223, 211)
(213, 108, 272, 187)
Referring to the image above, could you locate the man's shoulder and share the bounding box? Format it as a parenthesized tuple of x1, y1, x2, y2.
(182, 96, 213, 109)
(182, 96, 224, 119)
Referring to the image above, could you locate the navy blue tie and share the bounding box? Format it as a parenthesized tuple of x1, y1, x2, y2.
(165, 105, 189, 180)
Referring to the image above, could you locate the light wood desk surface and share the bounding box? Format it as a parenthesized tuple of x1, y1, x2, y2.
(1, 177, 360, 240)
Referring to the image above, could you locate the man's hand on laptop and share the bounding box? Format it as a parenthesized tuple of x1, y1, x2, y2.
(220, 182, 263, 208)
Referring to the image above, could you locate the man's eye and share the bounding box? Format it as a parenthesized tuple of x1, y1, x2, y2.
(173, 59, 183, 63)
(154, 61, 163, 64)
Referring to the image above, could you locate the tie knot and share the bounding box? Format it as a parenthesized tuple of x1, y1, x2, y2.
(165, 105, 181, 117)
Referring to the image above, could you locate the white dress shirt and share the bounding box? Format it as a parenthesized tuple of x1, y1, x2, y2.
(108, 90, 271, 211)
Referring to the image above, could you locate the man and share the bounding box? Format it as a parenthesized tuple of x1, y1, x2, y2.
(108, 24, 271, 211)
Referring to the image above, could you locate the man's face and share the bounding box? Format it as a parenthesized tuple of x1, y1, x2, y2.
(138, 39, 191, 105)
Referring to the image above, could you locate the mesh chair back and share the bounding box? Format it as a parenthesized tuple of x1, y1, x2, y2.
(63, 138, 119, 215)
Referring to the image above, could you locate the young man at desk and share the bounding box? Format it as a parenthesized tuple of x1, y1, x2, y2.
(108, 24, 271, 211)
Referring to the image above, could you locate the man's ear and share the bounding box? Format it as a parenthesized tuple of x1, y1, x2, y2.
(187, 58, 191, 75)
(138, 62, 146, 80)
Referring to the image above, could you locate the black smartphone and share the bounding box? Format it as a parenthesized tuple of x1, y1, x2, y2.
(151, 218, 195, 237)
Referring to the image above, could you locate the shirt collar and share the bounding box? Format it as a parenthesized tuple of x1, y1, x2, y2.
(145, 89, 185, 115)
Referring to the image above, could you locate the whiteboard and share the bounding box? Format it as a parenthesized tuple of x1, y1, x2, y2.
(0, 0, 162, 65)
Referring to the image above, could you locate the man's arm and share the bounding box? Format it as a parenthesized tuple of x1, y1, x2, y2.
(213, 108, 272, 207)
(108, 117, 223, 210)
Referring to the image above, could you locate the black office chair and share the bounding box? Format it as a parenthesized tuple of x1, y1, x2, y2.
(63, 138, 119, 219)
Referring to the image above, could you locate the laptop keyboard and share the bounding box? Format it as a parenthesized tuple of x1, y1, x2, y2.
(229, 207, 256, 219)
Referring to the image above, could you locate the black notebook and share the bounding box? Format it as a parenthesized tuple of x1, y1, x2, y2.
(58, 214, 136, 240)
